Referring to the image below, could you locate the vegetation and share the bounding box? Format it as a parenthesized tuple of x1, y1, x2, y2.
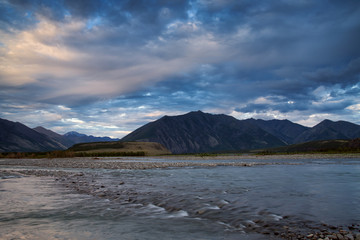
(0, 150, 145, 159)
(68, 142, 125, 152)
(195, 153, 219, 157)
(1, 139, 359, 158)
(255, 138, 360, 155)
(0, 141, 169, 158)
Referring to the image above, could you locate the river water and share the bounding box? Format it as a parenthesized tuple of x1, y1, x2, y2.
(1, 157, 360, 239)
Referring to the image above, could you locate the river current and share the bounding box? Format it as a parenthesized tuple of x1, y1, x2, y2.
(0, 157, 359, 239)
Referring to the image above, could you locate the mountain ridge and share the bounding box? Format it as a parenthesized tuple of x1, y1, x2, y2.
(2, 112, 360, 153)
(121, 111, 360, 154)
(63, 131, 119, 145)
(0, 118, 119, 152)
(0, 118, 66, 152)
(122, 111, 286, 153)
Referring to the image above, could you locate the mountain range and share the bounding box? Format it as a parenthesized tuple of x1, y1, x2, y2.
(1, 111, 360, 153)
(122, 111, 360, 154)
(0, 118, 119, 152)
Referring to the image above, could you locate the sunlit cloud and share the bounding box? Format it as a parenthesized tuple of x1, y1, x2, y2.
(0, 0, 359, 137)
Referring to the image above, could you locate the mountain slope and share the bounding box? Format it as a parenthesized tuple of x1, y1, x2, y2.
(245, 119, 309, 144)
(0, 118, 121, 152)
(0, 118, 67, 152)
(33, 126, 74, 148)
(294, 119, 360, 143)
(121, 111, 286, 154)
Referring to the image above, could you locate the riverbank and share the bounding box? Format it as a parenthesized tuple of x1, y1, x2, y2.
(1, 153, 360, 170)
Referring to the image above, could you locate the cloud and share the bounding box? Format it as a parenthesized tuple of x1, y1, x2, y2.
(0, 10, 229, 106)
(0, 0, 359, 136)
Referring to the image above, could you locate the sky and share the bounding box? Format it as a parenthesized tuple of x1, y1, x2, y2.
(0, 0, 359, 138)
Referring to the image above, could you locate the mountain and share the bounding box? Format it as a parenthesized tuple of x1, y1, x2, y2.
(294, 119, 360, 143)
(2, 113, 360, 154)
(63, 131, 119, 144)
(122, 111, 360, 154)
(0, 118, 67, 152)
(121, 111, 286, 154)
(0, 118, 120, 152)
(245, 119, 310, 144)
(33, 126, 74, 148)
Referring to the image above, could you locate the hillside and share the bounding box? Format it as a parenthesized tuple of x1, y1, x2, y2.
(257, 138, 360, 154)
(294, 119, 360, 143)
(0, 118, 120, 152)
(33, 126, 74, 149)
(0, 118, 66, 152)
(245, 119, 310, 144)
(68, 141, 171, 156)
(121, 111, 286, 154)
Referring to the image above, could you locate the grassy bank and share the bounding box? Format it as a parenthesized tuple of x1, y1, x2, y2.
(0, 150, 146, 159)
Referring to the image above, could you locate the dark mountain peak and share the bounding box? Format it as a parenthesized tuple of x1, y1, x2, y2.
(189, 110, 205, 114)
(174, 110, 207, 118)
(161, 111, 222, 122)
(122, 111, 286, 153)
(64, 131, 86, 137)
(63, 131, 119, 145)
(33, 126, 61, 137)
(34, 126, 45, 130)
(0, 117, 21, 127)
(244, 118, 309, 144)
(294, 119, 360, 143)
(184, 110, 237, 122)
(314, 119, 359, 129)
(316, 119, 334, 127)
(0, 118, 120, 152)
(33, 126, 74, 149)
(0, 119, 68, 152)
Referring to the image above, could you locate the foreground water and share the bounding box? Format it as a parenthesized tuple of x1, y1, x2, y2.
(1, 157, 360, 239)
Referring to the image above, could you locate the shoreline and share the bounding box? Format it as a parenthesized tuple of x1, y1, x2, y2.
(0, 153, 359, 170)
(157, 152, 360, 160)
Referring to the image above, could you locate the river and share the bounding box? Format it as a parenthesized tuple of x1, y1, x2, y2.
(1, 157, 359, 239)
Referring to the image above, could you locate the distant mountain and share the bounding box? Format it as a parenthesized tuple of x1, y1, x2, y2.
(294, 119, 360, 143)
(33, 126, 73, 148)
(121, 111, 286, 154)
(64, 131, 119, 144)
(0, 118, 66, 152)
(0, 118, 120, 152)
(2, 113, 360, 154)
(245, 119, 310, 144)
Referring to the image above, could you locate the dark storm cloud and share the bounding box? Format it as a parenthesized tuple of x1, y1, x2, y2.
(1, 0, 360, 135)
(305, 58, 360, 87)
